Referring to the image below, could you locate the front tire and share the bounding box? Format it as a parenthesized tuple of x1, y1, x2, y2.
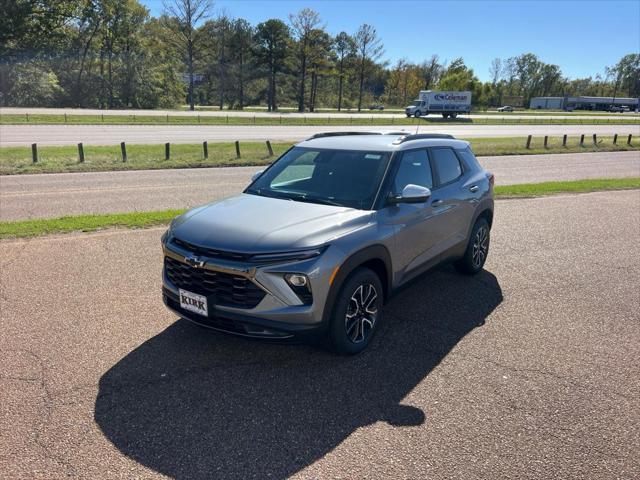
(328, 267, 383, 355)
(455, 218, 490, 275)
(414, 110, 422, 118)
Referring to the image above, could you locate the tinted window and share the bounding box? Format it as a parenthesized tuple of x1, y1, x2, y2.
(393, 149, 433, 194)
(456, 147, 481, 171)
(432, 148, 462, 184)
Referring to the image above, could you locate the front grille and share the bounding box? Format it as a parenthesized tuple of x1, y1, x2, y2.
(171, 237, 251, 262)
(164, 256, 266, 309)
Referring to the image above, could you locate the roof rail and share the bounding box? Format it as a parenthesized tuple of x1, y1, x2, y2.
(392, 133, 455, 144)
(306, 131, 383, 140)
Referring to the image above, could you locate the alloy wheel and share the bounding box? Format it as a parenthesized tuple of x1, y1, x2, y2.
(344, 283, 378, 344)
(472, 226, 489, 268)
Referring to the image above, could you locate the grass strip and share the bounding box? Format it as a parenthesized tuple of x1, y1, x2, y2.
(0, 210, 183, 239)
(1, 136, 638, 175)
(1, 113, 639, 126)
(1, 178, 638, 239)
(494, 177, 640, 197)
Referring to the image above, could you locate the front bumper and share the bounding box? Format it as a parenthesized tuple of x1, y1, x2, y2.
(161, 236, 342, 341)
(162, 287, 324, 340)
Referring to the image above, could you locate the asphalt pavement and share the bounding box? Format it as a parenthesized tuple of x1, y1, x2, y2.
(2, 106, 636, 120)
(2, 123, 639, 146)
(1, 151, 638, 220)
(1, 190, 639, 479)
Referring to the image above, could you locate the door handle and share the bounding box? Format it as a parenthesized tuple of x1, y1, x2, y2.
(431, 199, 444, 207)
(469, 185, 479, 193)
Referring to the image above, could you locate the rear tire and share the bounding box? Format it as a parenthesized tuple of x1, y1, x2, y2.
(450, 113, 458, 119)
(455, 217, 490, 275)
(328, 267, 383, 355)
(442, 113, 449, 118)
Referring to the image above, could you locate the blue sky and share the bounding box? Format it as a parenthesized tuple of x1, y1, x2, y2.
(140, 0, 640, 81)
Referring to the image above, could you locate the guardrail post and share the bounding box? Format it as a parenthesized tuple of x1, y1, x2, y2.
(525, 135, 532, 149)
(562, 134, 567, 147)
(166, 114, 169, 123)
(121, 141, 127, 162)
(64, 113, 67, 123)
(203, 141, 208, 159)
(31, 143, 38, 163)
(235, 140, 241, 159)
(101, 113, 104, 123)
(613, 134, 618, 145)
(26, 113, 29, 122)
(579, 134, 585, 146)
(198, 114, 200, 124)
(253, 115, 256, 124)
(266, 140, 273, 157)
(165, 142, 170, 160)
(628, 134, 633, 145)
(593, 134, 597, 145)
(78, 142, 84, 163)
(543, 136, 548, 148)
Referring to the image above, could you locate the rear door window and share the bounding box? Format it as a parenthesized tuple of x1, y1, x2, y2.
(431, 148, 463, 185)
(392, 149, 433, 194)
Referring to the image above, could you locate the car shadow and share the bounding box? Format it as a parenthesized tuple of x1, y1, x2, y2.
(95, 266, 502, 479)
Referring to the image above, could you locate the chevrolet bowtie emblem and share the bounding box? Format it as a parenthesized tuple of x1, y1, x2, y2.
(185, 255, 206, 268)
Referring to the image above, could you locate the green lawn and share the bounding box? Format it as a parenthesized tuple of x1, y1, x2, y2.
(494, 177, 640, 197)
(1, 178, 638, 239)
(1, 136, 637, 175)
(1, 113, 639, 126)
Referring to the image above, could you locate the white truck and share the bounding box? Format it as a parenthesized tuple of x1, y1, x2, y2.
(405, 90, 472, 118)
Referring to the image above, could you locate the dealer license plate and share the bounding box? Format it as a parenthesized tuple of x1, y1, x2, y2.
(179, 289, 208, 317)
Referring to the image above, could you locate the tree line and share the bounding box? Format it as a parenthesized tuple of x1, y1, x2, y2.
(1, 0, 638, 110)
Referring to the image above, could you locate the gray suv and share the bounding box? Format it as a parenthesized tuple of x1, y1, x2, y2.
(162, 132, 494, 354)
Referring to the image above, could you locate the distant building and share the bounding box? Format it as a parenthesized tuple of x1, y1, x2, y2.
(530, 96, 639, 111)
(502, 95, 524, 107)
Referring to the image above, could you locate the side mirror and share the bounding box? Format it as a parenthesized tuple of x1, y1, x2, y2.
(251, 170, 264, 182)
(388, 184, 431, 204)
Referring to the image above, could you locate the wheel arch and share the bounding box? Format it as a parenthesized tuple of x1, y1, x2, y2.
(477, 207, 493, 228)
(321, 244, 393, 327)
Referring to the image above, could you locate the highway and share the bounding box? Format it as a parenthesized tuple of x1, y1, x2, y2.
(2, 106, 637, 120)
(1, 151, 638, 220)
(1, 190, 638, 479)
(2, 123, 639, 146)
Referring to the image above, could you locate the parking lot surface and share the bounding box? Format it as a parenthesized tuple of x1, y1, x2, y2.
(1, 151, 638, 220)
(1, 190, 638, 479)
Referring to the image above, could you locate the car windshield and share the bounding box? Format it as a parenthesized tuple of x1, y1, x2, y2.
(412, 101, 420, 106)
(245, 147, 392, 210)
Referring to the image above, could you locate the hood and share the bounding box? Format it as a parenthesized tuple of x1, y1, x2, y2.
(171, 193, 373, 253)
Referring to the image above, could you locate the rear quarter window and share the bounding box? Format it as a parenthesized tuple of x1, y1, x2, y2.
(456, 147, 482, 170)
(432, 148, 462, 185)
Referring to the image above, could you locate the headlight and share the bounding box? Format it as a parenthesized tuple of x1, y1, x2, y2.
(284, 273, 313, 304)
(250, 247, 325, 263)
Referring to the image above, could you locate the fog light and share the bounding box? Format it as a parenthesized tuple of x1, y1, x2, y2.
(284, 273, 312, 305)
(285, 273, 308, 287)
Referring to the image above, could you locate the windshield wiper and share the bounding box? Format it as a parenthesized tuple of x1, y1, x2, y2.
(281, 192, 344, 207)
